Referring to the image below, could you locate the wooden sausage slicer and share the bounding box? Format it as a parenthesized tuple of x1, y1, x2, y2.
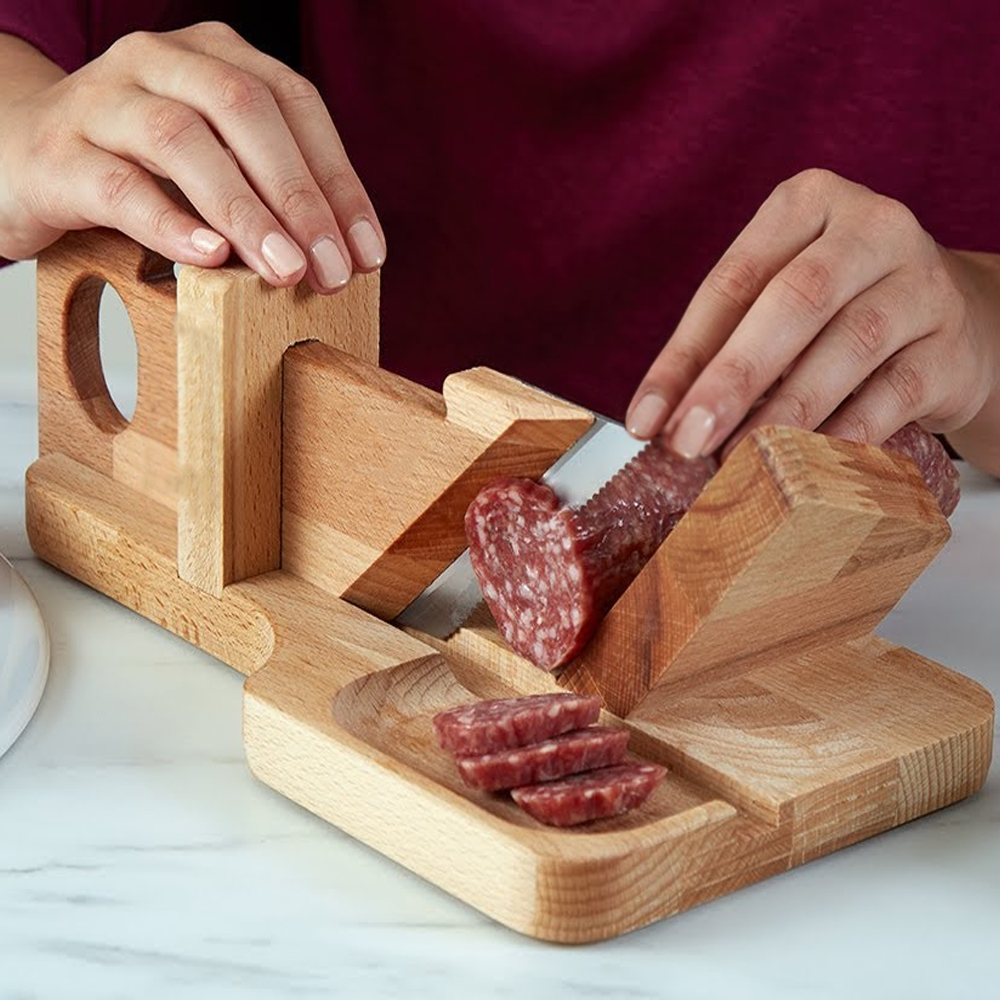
(26, 230, 993, 943)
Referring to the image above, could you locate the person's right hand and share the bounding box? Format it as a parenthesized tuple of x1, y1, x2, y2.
(0, 21, 385, 292)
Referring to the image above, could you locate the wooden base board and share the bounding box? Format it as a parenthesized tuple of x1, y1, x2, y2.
(25, 452, 994, 943)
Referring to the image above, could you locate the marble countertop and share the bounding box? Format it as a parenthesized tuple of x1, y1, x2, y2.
(1, 260, 998, 999)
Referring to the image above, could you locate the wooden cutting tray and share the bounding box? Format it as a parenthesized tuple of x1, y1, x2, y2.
(26, 231, 994, 943)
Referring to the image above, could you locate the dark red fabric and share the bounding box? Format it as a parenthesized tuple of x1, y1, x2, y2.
(3, 1, 1000, 419)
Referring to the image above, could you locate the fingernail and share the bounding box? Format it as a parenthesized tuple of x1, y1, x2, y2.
(627, 392, 670, 439)
(261, 232, 306, 279)
(347, 219, 385, 269)
(671, 405, 716, 458)
(191, 227, 226, 255)
(310, 236, 351, 289)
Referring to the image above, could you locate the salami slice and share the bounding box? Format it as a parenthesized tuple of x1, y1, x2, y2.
(511, 762, 666, 827)
(465, 441, 716, 671)
(432, 692, 601, 756)
(882, 423, 960, 517)
(455, 726, 630, 791)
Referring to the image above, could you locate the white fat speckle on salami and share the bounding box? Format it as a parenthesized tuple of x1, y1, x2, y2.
(510, 762, 666, 827)
(454, 727, 629, 791)
(464, 443, 717, 671)
(432, 692, 601, 755)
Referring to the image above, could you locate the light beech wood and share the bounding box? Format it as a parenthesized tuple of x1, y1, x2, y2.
(558, 425, 952, 716)
(281, 341, 592, 619)
(36, 229, 178, 507)
(26, 231, 994, 943)
(175, 264, 380, 596)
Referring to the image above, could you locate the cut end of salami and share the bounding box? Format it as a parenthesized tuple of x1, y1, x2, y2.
(882, 423, 961, 517)
(432, 691, 601, 756)
(511, 762, 666, 827)
(465, 477, 595, 670)
(464, 443, 716, 671)
(455, 726, 629, 791)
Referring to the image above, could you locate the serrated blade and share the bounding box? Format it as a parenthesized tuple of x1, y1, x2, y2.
(394, 416, 645, 638)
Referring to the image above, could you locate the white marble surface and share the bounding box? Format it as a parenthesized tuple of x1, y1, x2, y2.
(0, 258, 998, 1000)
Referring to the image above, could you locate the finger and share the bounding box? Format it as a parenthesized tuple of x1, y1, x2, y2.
(665, 201, 925, 455)
(133, 47, 353, 291)
(83, 91, 316, 287)
(189, 28, 386, 272)
(720, 270, 934, 457)
(43, 140, 231, 266)
(626, 170, 835, 439)
(818, 339, 948, 445)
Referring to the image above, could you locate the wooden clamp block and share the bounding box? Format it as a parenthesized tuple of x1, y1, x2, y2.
(26, 230, 993, 944)
(559, 425, 952, 716)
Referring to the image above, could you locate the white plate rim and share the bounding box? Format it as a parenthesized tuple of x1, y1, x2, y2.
(0, 552, 50, 760)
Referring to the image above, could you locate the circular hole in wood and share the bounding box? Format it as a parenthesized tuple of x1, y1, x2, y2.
(98, 283, 138, 422)
(66, 277, 126, 435)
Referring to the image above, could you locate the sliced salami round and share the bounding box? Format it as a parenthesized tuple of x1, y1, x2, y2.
(455, 726, 629, 791)
(882, 422, 960, 517)
(432, 692, 601, 756)
(511, 762, 666, 827)
(465, 441, 716, 671)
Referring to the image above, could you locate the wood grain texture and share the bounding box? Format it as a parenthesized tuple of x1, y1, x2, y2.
(281, 341, 592, 619)
(36, 229, 178, 510)
(244, 649, 790, 943)
(558, 425, 952, 716)
(25, 450, 425, 679)
(27, 230, 994, 943)
(176, 267, 380, 596)
(26, 443, 992, 940)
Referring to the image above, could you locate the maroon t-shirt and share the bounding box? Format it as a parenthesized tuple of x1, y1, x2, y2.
(3, 1, 1000, 419)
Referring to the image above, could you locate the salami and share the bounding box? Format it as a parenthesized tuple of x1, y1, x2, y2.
(882, 423, 960, 517)
(465, 441, 716, 671)
(511, 762, 666, 827)
(432, 692, 601, 756)
(455, 726, 630, 791)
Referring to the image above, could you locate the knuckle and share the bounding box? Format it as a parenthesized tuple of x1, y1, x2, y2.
(216, 190, 259, 230)
(705, 254, 763, 311)
(143, 102, 204, 156)
(145, 200, 180, 240)
(778, 256, 836, 317)
(105, 30, 153, 62)
(775, 386, 820, 428)
(838, 408, 880, 444)
(98, 162, 144, 209)
(773, 167, 837, 208)
(882, 355, 928, 412)
(313, 162, 358, 200)
(274, 181, 326, 222)
(190, 20, 240, 44)
(842, 302, 892, 363)
(926, 259, 965, 318)
(869, 194, 918, 235)
(795, 166, 838, 194)
(715, 352, 763, 405)
(214, 69, 270, 116)
(273, 72, 321, 108)
(667, 342, 713, 379)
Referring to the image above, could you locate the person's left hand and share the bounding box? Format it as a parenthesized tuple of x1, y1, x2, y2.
(625, 168, 1000, 465)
